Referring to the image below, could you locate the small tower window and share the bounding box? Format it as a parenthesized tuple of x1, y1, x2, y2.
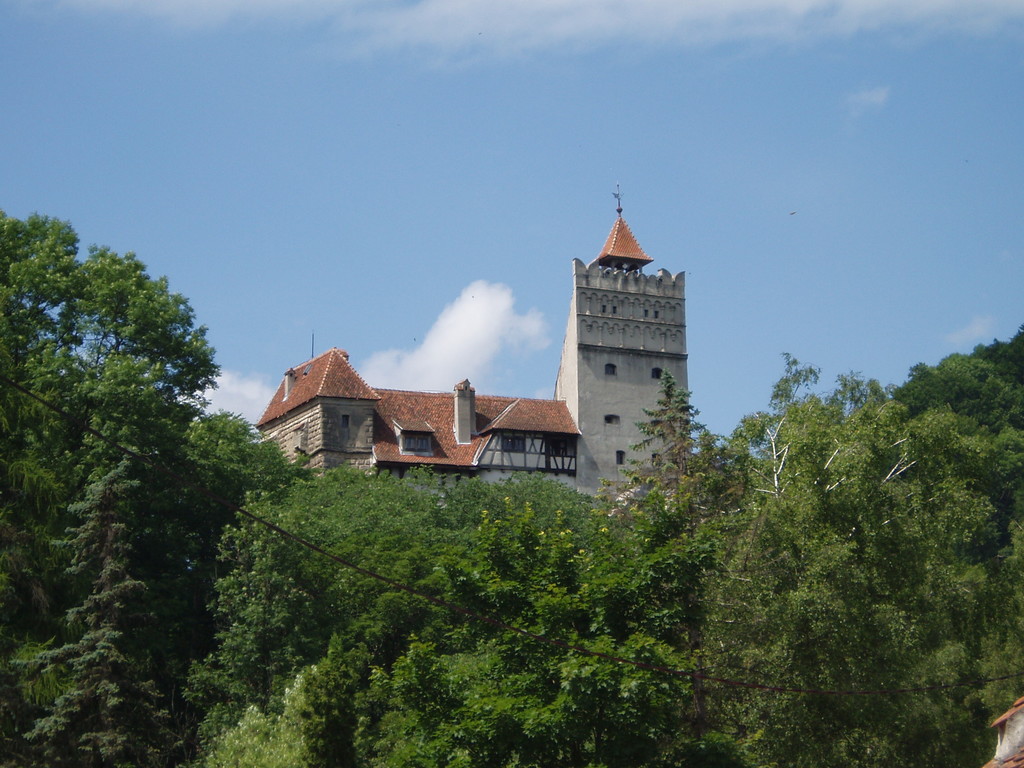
(611, 305, 617, 314)
(601, 304, 607, 313)
(605, 363, 617, 375)
(604, 414, 620, 425)
(340, 414, 350, 428)
(644, 309, 649, 317)
(654, 310, 660, 319)
(615, 450, 626, 465)
(651, 367, 663, 380)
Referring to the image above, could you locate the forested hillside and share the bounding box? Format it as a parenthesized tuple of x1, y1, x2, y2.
(3, 211, 1023, 767)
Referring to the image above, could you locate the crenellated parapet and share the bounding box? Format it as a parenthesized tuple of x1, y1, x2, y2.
(569, 258, 686, 355)
(571, 258, 684, 296)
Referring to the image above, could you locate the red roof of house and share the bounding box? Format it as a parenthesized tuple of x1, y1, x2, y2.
(983, 697, 1024, 768)
(483, 397, 579, 435)
(993, 697, 1024, 729)
(371, 389, 578, 468)
(592, 215, 653, 269)
(983, 756, 1024, 768)
(257, 348, 379, 426)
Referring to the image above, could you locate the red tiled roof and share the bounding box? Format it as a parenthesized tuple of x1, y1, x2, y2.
(257, 348, 379, 426)
(982, 697, 1024, 768)
(371, 389, 578, 468)
(592, 215, 653, 268)
(993, 697, 1024, 729)
(483, 398, 579, 435)
(983, 757, 1024, 768)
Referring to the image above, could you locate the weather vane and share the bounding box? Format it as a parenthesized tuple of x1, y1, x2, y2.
(613, 183, 623, 216)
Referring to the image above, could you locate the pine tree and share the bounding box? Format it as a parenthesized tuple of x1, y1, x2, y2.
(26, 463, 168, 768)
(625, 371, 744, 739)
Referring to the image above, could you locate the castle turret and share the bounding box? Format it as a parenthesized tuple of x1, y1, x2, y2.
(554, 210, 687, 493)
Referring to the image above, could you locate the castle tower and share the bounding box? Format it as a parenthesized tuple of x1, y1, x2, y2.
(554, 211, 687, 493)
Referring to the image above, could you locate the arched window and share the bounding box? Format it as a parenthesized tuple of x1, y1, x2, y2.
(615, 450, 626, 465)
(604, 363, 617, 375)
(604, 414, 620, 425)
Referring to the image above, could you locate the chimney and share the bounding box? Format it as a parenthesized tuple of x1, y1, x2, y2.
(283, 370, 296, 400)
(991, 696, 1024, 765)
(454, 379, 475, 445)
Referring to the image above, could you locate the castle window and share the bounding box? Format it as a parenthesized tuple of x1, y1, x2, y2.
(501, 434, 526, 452)
(604, 363, 617, 375)
(341, 414, 350, 428)
(654, 310, 660, 319)
(401, 433, 431, 453)
(293, 424, 309, 454)
(615, 450, 626, 465)
(644, 309, 649, 317)
(604, 414, 620, 425)
(601, 304, 607, 313)
(651, 367, 663, 380)
(611, 305, 617, 314)
(548, 438, 570, 456)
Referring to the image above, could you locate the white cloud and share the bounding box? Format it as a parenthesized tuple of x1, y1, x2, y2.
(846, 85, 890, 116)
(205, 369, 277, 423)
(945, 315, 995, 346)
(37, 0, 1024, 52)
(359, 280, 548, 392)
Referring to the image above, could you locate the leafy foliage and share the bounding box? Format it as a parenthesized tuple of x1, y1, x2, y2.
(0, 210, 298, 765)
(712, 358, 998, 767)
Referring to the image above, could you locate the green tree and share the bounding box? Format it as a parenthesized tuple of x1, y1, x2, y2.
(895, 325, 1024, 545)
(622, 370, 745, 738)
(26, 464, 168, 768)
(0, 341, 62, 767)
(0, 210, 298, 762)
(712, 361, 995, 767)
(190, 467, 475, 746)
(365, 376, 749, 767)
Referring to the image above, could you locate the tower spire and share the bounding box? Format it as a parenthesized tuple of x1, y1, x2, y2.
(613, 183, 624, 217)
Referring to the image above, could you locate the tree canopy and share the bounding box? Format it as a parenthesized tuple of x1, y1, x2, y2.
(4, 210, 1024, 768)
(0, 211, 299, 766)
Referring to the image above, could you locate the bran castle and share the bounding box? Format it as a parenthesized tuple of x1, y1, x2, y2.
(257, 211, 687, 494)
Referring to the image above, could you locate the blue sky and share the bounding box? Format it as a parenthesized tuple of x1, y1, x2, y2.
(3, 0, 1023, 435)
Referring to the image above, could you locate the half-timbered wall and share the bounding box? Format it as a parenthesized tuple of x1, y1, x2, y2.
(476, 431, 577, 476)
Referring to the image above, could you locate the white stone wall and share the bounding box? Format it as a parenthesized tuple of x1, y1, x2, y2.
(997, 710, 1024, 761)
(556, 258, 687, 493)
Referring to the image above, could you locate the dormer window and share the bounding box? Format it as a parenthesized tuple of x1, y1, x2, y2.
(401, 433, 431, 453)
(394, 418, 435, 456)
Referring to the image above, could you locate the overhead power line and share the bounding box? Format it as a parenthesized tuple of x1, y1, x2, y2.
(2, 370, 1021, 697)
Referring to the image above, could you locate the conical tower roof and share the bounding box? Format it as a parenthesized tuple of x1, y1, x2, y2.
(592, 215, 653, 270)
